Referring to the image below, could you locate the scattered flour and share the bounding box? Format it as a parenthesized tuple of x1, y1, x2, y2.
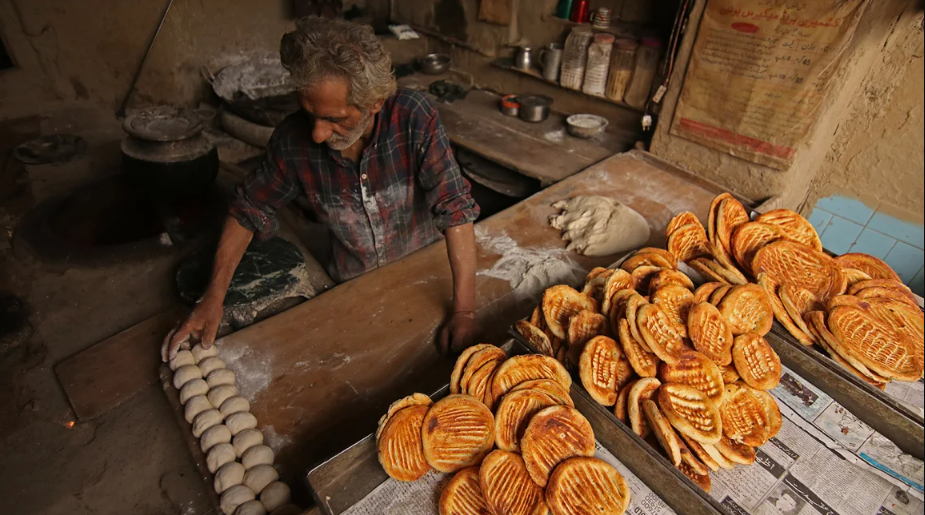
(218, 342, 273, 402)
(544, 128, 566, 143)
(262, 425, 294, 455)
(475, 226, 584, 302)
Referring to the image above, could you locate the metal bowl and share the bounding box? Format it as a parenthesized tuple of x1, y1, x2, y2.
(566, 114, 609, 138)
(419, 53, 452, 75)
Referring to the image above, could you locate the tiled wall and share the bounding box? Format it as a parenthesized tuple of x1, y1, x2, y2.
(809, 194, 924, 297)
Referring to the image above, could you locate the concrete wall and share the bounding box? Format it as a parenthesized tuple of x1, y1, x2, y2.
(0, 0, 295, 118)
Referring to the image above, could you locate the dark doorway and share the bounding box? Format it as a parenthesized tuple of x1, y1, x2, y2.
(1, 35, 14, 70)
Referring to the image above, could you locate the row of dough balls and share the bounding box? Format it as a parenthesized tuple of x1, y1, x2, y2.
(170, 344, 301, 515)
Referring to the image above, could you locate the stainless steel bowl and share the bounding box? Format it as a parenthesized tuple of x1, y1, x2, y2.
(419, 53, 452, 75)
(566, 114, 609, 138)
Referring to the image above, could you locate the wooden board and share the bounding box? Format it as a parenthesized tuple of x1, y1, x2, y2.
(56, 305, 187, 420)
(185, 150, 725, 495)
(398, 76, 636, 184)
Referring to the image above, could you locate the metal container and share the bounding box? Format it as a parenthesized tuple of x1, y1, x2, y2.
(513, 46, 534, 71)
(566, 114, 609, 139)
(419, 53, 452, 75)
(499, 94, 520, 117)
(517, 94, 552, 123)
(538, 43, 564, 82)
(307, 339, 726, 515)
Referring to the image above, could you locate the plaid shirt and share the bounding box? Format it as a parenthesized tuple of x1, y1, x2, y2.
(229, 88, 479, 283)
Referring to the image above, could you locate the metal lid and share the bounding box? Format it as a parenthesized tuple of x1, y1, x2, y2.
(123, 107, 203, 142)
(518, 94, 553, 107)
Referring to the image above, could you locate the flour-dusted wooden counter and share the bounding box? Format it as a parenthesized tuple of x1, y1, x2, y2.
(162, 150, 729, 505)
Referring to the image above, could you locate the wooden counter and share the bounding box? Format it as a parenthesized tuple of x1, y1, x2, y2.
(173, 151, 726, 499)
(399, 74, 637, 184)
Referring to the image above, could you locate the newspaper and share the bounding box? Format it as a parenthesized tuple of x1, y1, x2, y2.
(883, 380, 925, 416)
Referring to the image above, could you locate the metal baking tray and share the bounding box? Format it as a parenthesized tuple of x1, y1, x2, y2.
(306, 339, 726, 515)
(591, 253, 925, 460)
(765, 323, 924, 459)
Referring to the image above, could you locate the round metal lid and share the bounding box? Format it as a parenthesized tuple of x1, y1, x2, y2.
(123, 107, 203, 142)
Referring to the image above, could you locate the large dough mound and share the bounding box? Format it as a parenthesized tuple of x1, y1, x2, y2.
(550, 196, 650, 256)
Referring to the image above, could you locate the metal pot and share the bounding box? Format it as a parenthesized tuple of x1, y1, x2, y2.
(517, 95, 552, 123)
(419, 53, 452, 75)
(121, 107, 218, 200)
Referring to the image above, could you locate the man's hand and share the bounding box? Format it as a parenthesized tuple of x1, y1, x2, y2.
(439, 310, 477, 354)
(161, 296, 224, 362)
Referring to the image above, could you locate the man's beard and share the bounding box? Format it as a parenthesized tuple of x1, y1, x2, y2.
(326, 108, 373, 151)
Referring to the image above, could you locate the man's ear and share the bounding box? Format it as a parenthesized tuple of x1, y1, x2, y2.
(368, 97, 386, 115)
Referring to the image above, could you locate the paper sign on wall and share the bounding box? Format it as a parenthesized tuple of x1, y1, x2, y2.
(670, 0, 867, 169)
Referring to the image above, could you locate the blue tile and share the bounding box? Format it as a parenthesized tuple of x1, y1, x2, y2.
(883, 241, 925, 283)
(848, 228, 897, 260)
(820, 215, 864, 255)
(815, 195, 877, 225)
(808, 208, 833, 235)
(910, 267, 924, 298)
(866, 212, 924, 249)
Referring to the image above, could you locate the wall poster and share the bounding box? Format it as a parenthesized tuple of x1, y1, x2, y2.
(670, 0, 867, 169)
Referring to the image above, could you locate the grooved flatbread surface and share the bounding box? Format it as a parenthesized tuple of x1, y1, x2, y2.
(579, 336, 620, 406)
(720, 383, 769, 447)
(828, 305, 922, 381)
(452, 345, 495, 395)
(657, 383, 722, 444)
(422, 395, 495, 473)
(617, 318, 658, 378)
(566, 311, 607, 348)
(491, 355, 571, 401)
(377, 404, 432, 482)
(731, 333, 781, 390)
(521, 406, 595, 488)
(755, 209, 822, 251)
(637, 304, 689, 365)
(543, 286, 597, 340)
(494, 389, 564, 453)
(667, 212, 701, 236)
(834, 253, 902, 282)
(479, 450, 548, 515)
(650, 285, 695, 329)
(687, 302, 734, 366)
(667, 224, 711, 263)
(752, 241, 846, 302)
(439, 467, 491, 515)
(659, 351, 725, 405)
(731, 222, 785, 271)
(545, 457, 630, 515)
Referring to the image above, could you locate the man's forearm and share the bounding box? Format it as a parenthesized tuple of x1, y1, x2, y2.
(204, 216, 255, 303)
(445, 222, 477, 313)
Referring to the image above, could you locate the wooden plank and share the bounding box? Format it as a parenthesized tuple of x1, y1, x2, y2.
(55, 305, 187, 420)
(192, 151, 724, 489)
(397, 78, 636, 184)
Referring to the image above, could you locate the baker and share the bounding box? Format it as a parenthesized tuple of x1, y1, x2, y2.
(162, 17, 479, 361)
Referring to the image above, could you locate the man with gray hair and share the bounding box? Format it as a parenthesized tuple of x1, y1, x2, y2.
(163, 17, 479, 359)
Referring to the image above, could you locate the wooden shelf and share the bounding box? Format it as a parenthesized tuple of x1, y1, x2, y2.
(491, 59, 645, 113)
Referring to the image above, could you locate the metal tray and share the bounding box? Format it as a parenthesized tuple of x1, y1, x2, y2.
(306, 339, 726, 515)
(766, 323, 924, 459)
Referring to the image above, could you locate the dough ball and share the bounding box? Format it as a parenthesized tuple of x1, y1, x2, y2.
(199, 356, 226, 376)
(207, 442, 236, 474)
(233, 428, 265, 458)
(192, 343, 219, 363)
(214, 461, 246, 494)
(259, 481, 291, 512)
(226, 412, 258, 436)
(234, 500, 267, 515)
(192, 409, 224, 438)
(200, 424, 232, 453)
(549, 195, 651, 256)
(243, 464, 279, 495)
(220, 484, 256, 515)
(220, 396, 251, 417)
(241, 444, 274, 469)
(207, 368, 237, 388)
(169, 350, 195, 371)
(179, 379, 209, 405)
(269, 505, 301, 515)
(173, 364, 203, 390)
(208, 384, 239, 408)
(184, 395, 214, 424)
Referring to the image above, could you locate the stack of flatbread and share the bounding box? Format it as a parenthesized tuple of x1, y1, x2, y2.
(662, 193, 924, 387)
(376, 345, 632, 515)
(515, 249, 784, 491)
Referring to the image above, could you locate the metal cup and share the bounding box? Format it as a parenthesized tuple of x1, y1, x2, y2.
(538, 43, 564, 82)
(513, 46, 534, 71)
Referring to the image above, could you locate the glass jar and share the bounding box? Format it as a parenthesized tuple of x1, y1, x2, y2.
(560, 26, 594, 91)
(582, 33, 615, 97)
(624, 37, 663, 109)
(605, 38, 639, 103)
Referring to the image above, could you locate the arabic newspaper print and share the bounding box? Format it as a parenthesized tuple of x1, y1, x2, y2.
(341, 470, 450, 515)
(595, 442, 678, 515)
(669, 0, 867, 169)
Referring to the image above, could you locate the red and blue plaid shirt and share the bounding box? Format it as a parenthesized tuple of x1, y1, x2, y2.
(229, 88, 479, 282)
